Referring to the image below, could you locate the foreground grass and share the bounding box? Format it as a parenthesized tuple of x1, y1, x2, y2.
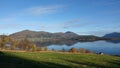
(0, 51, 120, 68)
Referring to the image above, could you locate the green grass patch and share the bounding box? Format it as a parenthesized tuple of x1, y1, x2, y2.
(0, 51, 120, 68)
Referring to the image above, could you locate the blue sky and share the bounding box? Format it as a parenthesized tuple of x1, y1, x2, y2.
(0, 0, 120, 36)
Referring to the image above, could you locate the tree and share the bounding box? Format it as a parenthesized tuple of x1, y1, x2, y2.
(79, 48, 86, 53)
(52, 48, 56, 51)
(0, 42, 6, 50)
(37, 47, 43, 51)
(69, 47, 78, 53)
(11, 40, 19, 50)
(44, 47, 48, 51)
(0, 39, 2, 49)
(79, 48, 93, 53)
(85, 50, 93, 53)
(0, 35, 9, 50)
(18, 38, 32, 50)
(32, 44, 37, 52)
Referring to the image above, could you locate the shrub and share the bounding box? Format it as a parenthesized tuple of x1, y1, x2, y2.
(44, 47, 48, 51)
(69, 47, 78, 53)
(52, 48, 56, 51)
(37, 47, 43, 51)
(79, 48, 86, 53)
(79, 48, 93, 53)
(32, 44, 37, 52)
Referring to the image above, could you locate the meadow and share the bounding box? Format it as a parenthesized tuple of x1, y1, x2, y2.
(0, 51, 120, 68)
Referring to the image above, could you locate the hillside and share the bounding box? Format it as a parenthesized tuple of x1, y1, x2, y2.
(0, 51, 120, 68)
(9, 30, 79, 39)
(9, 30, 104, 42)
(103, 32, 120, 38)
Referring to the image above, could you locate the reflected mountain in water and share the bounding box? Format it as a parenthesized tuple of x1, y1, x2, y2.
(35, 39, 78, 47)
(34, 39, 120, 47)
(105, 40, 120, 44)
(103, 32, 120, 43)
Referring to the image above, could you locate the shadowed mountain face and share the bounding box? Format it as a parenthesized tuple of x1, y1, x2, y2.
(103, 32, 120, 38)
(9, 30, 79, 39)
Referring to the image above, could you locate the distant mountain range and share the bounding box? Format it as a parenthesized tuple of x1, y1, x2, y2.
(9, 30, 79, 39)
(8, 30, 120, 42)
(103, 32, 120, 38)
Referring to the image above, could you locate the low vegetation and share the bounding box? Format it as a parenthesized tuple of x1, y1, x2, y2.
(0, 51, 120, 68)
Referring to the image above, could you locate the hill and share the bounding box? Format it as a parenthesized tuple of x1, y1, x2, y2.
(9, 30, 103, 42)
(0, 51, 120, 68)
(103, 32, 120, 38)
(9, 30, 79, 39)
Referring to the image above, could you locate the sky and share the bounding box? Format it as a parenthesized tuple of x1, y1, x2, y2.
(0, 0, 120, 36)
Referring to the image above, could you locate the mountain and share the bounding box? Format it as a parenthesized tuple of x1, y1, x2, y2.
(52, 31, 79, 39)
(103, 32, 120, 38)
(9, 30, 79, 39)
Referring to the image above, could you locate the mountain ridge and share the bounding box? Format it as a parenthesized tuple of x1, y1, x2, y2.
(103, 32, 120, 38)
(9, 30, 80, 39)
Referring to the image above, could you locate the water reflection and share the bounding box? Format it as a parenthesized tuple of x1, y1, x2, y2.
(34, 40, 120, 55)
(105, 40, 120, 43)
(35, 40, 78, 46)
(35, 40, 120, 47)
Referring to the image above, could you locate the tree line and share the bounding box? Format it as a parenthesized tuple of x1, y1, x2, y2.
(0, 35, 93, 53)
(0, 35, 35, 51)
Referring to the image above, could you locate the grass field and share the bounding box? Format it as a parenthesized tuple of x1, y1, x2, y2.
(0, 51, 120, 68)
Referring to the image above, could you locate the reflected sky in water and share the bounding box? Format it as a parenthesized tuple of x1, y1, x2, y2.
(47, 41, 120, 55)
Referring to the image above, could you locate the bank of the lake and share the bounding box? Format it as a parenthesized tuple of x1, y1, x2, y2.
(0, 51, 120, 68)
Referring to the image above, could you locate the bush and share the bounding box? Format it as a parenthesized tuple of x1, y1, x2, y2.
(37, 47, 43, 51)
(69, 47, 78, 53)
(79, 48, 86, 53)
(52, 48, 56, 51)
(32, 44, 37, 52)
(44, 47, 48, 51)
(79, 48, 93, 53)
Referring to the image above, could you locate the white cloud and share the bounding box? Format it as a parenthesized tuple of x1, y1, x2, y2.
(31, 18, 81, 30)
(62, 18, 81, 29)
(36, 18, 93, 30)
(61, 18, 98, 29)
(24, 5, 64, 15)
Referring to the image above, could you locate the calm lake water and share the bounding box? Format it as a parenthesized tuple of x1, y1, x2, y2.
(46, 41, 120, 55)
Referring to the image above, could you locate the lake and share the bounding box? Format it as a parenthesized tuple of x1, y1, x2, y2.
(44, 40, 120, 55)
